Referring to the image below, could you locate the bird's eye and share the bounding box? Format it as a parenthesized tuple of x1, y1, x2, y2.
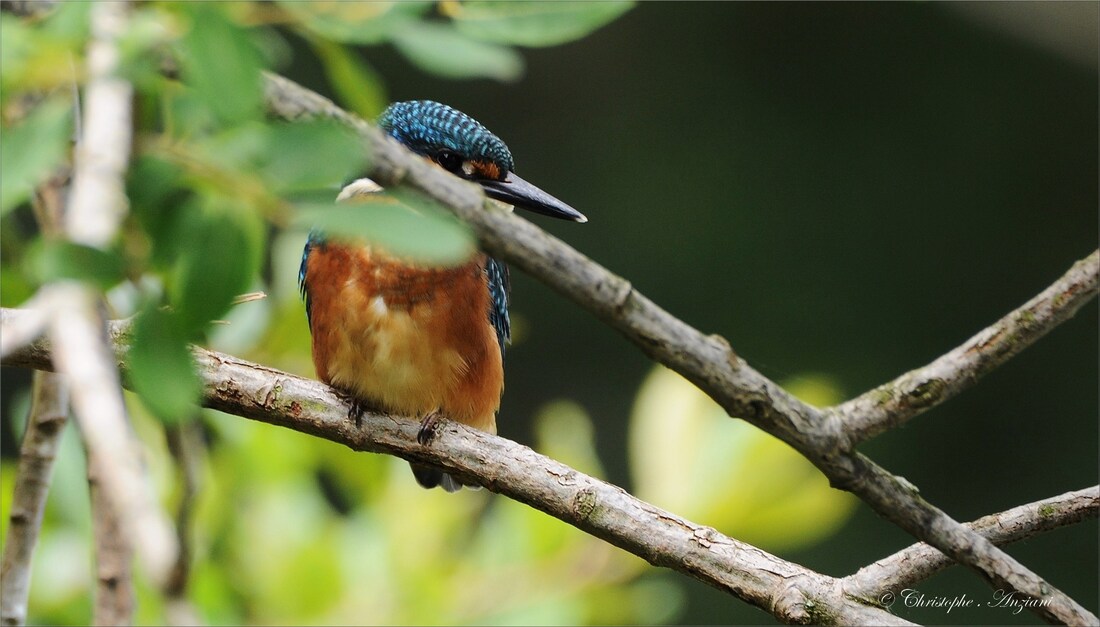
(435, 150, 463, 173)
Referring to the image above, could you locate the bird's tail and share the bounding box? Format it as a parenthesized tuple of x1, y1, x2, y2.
(410, 463, 479, 492)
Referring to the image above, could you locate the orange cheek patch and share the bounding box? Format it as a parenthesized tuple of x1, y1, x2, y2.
(471, 160, 503, 181)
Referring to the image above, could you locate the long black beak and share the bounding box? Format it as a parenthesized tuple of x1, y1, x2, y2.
(480, 172, 588, 223)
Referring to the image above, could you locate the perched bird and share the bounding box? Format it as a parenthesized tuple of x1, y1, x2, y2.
(299, 100, 586, 491)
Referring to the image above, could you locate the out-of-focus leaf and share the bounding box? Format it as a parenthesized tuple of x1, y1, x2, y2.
(118, 6, 178, 91)
(294, 194, 475, 266)
(0, 264, 35, 308)
(448, 1, 633, 47)
(1, 5, 89, 97)
(178, 4, 264, 125)
(0, 15, 34, 93)
(278, 1, 431, 44)
(129, 305, 201, 425)
(629, 366, 857, 551)
(309, 37, 388, 119)
(391, 21, 523, 82)
(40, 1, 92, 41)
(24, 240, 125, 289)
(258, 120, 369, 194)
(0, 98, 72, 215)
(171, 204, 263, 337)
(533, 400, 606, 479)
(128, 156, 190, 268)
(192, 122, 269, 172)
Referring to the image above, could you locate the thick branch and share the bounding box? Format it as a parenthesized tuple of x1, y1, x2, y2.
(0, 372, 69, 627)
(844, 486, 1099, 603)
(259, 73, 1098, 624)
(833, 250, 1100, 443)
(0, 310, 908, 626)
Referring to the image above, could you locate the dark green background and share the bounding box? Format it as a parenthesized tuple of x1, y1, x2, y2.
(308, 3, 1097, 623)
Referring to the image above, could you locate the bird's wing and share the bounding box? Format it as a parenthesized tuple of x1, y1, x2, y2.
(486, 257, 511, 361)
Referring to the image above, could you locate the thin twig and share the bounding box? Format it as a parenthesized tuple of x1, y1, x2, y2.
(259, 73, 1099, 625)
(833, 250, 1100, 443)
(843, 486, 1100, 604)
(0, 372, 69, 627)
(163, 421, 205, 627)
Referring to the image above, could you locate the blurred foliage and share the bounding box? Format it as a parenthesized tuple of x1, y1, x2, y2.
(0, 0, 836, 624)
(630, 367, 857, 552)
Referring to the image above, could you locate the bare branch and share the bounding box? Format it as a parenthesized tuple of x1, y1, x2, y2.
(1, 311, 909, 626)
(844, 486, 1100, 603)
(258, 73, 1098, 625)
(52, 0, 178, 590)
(834, 250, 1100, 443)
(162, 422, 205, 627)
(83, 434, 135, 627)
(0, 372, 69, 627)
(65, 0, 133, 248)
(0, 294, 51, 361)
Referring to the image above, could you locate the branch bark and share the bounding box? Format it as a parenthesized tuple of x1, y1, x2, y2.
(833, 251, 1100, 443)
(843, 486, 1100, 603)
(0, 312, 909, 626)
(0, 372, 69, 627)
(83, 435, 135, 627)
(260, 73, 1099, 625)
(5, 312, 1098, 624)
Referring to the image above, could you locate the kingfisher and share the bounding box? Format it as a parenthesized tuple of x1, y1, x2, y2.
(299, 100, 586, 491)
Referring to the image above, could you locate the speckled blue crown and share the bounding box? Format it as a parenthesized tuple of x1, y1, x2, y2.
(379, 100, 515, 173)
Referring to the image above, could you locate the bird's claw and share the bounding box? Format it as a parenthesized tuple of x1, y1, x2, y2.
(417, 411, 444, 446)
(332, 389, 366, 429)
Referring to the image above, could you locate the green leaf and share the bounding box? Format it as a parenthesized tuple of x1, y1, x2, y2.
(0, 15, 34, 94)
(294, 193, 475, 266)
(309, 38, 388, 119)
(449, 1, 633, 47)
(391, 22, 523, 82)
(41, 1, 93, 41)
(129, 305, 202, 425)
(117, 6, 177, 92)
(171, 205, 263, 337)
(177, 4, 264, 125)
(0, 98, 72, 215)
(128, 156, 190, 269)
(278, 1, 430, 45)
(24, 240, 125, 289)
(1, 5, 89, 97)
(258, 120, 369, 194)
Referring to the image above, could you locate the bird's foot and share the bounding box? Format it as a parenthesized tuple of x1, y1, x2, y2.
(417, 410, 445, 446)
(332, 389, 367, 429)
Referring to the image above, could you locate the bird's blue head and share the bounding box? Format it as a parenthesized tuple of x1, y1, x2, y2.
(378, 100, 586, 223)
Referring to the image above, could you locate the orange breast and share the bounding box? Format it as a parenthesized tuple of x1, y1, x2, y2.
(304, 242, 503, 433)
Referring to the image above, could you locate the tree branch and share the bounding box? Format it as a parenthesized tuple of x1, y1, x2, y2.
(833, 250, 1100, 443)
(0, 372, 69, 627)
(9, 313, 1096, 623)
(843, 486, 1099, 603)
(259, 73, 1099, 624)
(83, 434, 134, 627)
(52, 0, 177, 593)
(0, 310, 910, 626)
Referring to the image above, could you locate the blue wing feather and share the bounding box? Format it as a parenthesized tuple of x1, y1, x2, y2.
(299, 231, 324, 327)
(485, 257, 510, 361)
